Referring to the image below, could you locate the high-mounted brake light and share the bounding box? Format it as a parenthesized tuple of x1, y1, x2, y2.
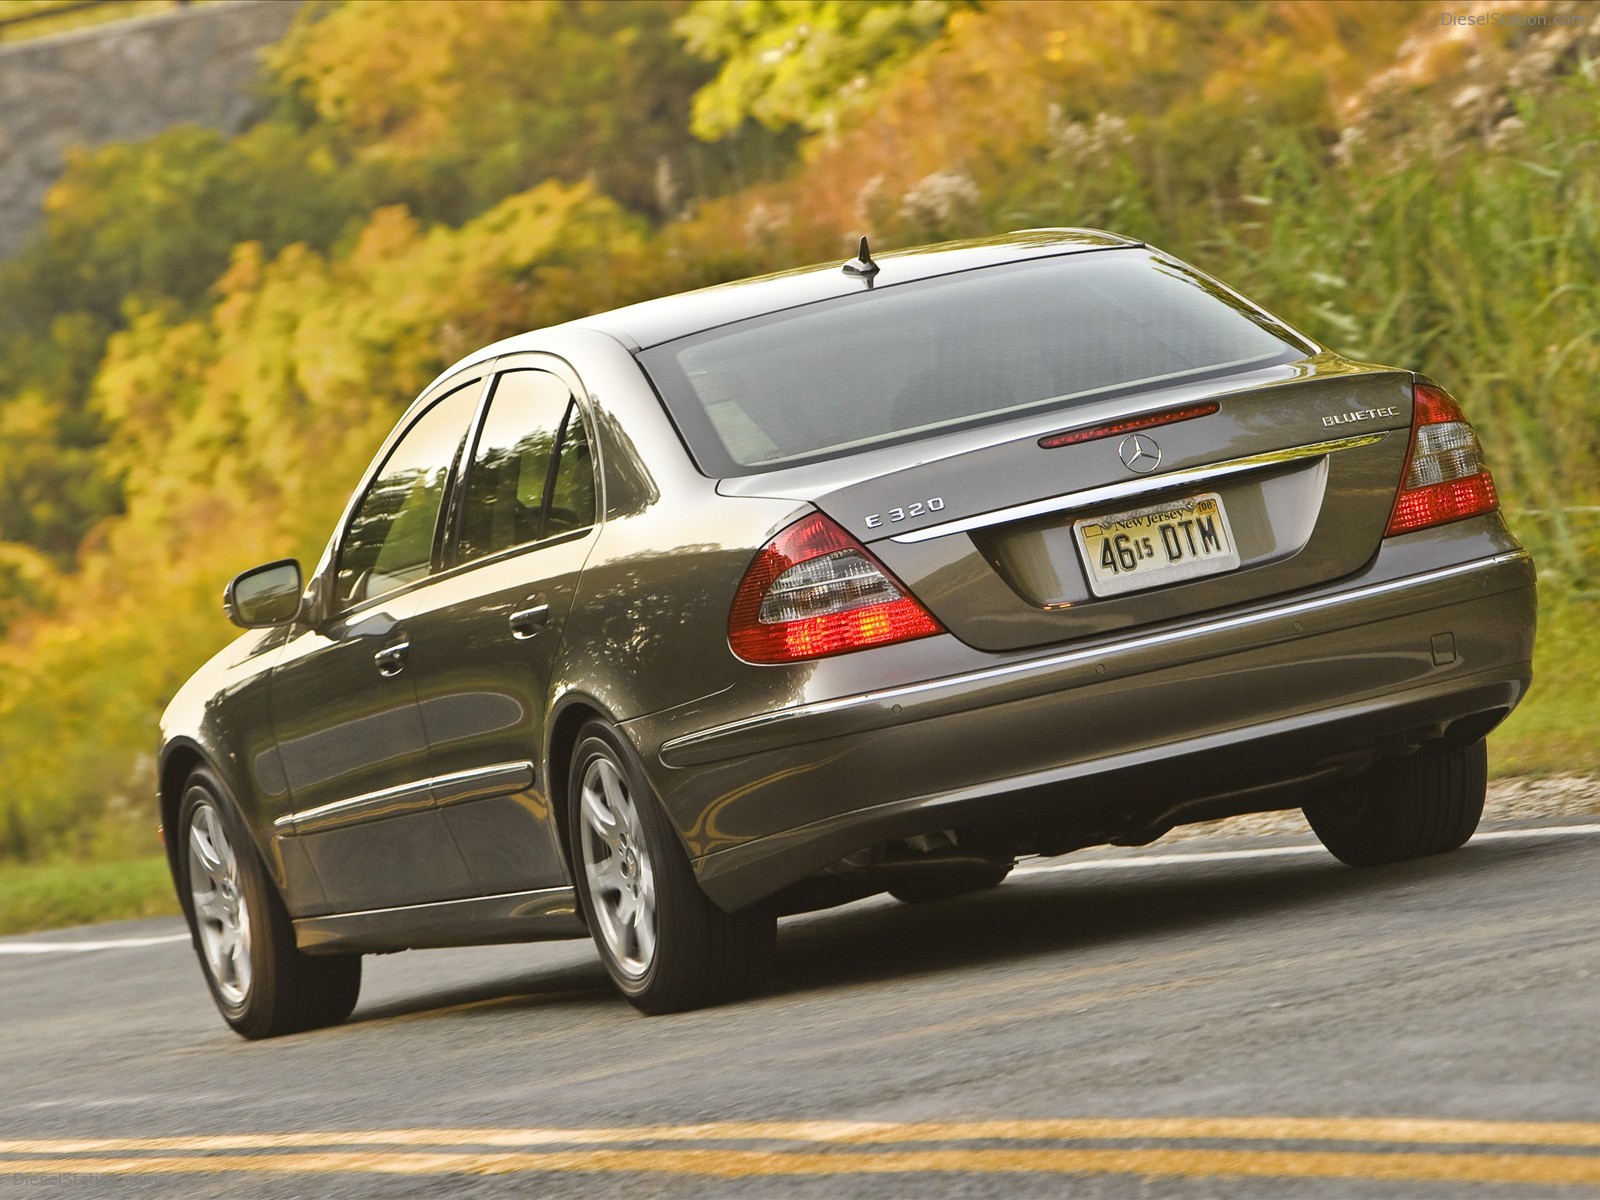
(729, 512, 943, 663)
(1038, 401, 1220, 449)
(1385, 383, 1499, 536)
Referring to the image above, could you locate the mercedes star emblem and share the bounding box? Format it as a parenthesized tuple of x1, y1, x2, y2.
(1118, 433, 1162, 474)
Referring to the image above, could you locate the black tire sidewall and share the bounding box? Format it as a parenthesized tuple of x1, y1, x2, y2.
(1304, 739, 1487, 867)
(568, 723, 685, 1001)
(174, 767, 362, 1038)
(889, 862, 1012, 905)
(176, 768, 278, 1029)
(566, 719, 779, 1014)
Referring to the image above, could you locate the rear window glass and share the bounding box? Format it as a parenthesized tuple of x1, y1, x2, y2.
(638, 250, 1311, 476)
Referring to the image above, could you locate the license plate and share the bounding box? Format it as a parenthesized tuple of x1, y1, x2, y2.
(1073, 491, 1241, 598)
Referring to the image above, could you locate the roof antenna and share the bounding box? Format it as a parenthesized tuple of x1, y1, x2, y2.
(842, 235, 880, 282)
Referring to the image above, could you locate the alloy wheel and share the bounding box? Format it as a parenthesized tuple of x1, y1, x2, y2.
(578, 755, 658, 979)
(186, 795, 253, 1008)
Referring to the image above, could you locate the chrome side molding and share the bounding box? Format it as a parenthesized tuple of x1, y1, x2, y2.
(293, 885, 585, 953)
(278, 760, 537, 834)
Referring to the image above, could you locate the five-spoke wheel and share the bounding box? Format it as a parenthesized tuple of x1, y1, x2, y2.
(568, 722, 774, 1013)
(578, 753, 660, 980)
(186, 797, 254, 1009)
(177, 769, 362, 1039)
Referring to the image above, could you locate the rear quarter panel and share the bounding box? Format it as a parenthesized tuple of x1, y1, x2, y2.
(545, 330, 809, 728)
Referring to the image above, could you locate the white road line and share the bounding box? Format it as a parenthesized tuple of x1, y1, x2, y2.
(1017, 823, 1600, 876)
(1018, 846, 1329, 874)
(1474, 823, 1600, 843)
(0, 933, 188, 956)
(2, 825, 1594, 954)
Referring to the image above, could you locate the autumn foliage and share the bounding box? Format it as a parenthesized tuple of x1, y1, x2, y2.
(0, 0, 1596, 860)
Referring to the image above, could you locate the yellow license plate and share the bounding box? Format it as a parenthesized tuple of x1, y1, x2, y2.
(1073, 491, 1241, 598)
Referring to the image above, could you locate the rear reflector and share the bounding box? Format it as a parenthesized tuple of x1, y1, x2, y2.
(729, 512, 943, 663)
(1039, 401, 1219, 449)
(1385, 383, 1499, 535)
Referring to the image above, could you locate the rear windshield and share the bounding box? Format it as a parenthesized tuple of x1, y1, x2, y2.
(637, 249, 1312, 477)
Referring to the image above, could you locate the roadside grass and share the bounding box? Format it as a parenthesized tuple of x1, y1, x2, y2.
(1492, 590, 1600, 779)
(0, 855, 178, 937)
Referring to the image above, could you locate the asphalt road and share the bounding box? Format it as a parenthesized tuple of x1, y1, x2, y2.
(3, 816, 1599, 1198)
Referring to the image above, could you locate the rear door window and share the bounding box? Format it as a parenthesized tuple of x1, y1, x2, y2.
(456, 369, 595, 563)
(639, 249, 1311, 476)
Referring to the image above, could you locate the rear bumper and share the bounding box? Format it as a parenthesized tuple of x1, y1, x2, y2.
(634, 549, 1536, 910)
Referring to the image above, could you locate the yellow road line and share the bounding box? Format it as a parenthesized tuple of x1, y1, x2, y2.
(2, 1146, 1600, 1186)
(6, 1116, 1600, 1156)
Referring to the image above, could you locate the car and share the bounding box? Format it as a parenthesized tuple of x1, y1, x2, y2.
(158, 229, 1536, 1038)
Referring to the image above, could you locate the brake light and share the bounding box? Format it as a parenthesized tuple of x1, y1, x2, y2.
(1038, 401, 1220, 449)
(1385, 383, 1499, 536)
(729, 512, 943, 663)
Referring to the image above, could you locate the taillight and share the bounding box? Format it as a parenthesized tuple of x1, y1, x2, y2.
(1385, 383, 1499, 536)
(729, 512, 943, 663)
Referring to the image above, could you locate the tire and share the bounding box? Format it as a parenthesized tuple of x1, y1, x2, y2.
(889, 862, 1013, 905)
(567, 721, 774, 1014)
(1302, 739, 1487, 867)
(177, 769, 361, 1039)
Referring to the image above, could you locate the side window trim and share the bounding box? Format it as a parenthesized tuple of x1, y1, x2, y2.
(440, 372, 502, 571)
(424, 392, 482, 576)
(535, 401, 579, 544)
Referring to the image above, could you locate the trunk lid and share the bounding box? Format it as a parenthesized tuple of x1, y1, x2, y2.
(717, 356, 1413, 651)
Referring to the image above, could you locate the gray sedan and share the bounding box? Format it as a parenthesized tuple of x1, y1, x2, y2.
(158, 230, 1535, 1037)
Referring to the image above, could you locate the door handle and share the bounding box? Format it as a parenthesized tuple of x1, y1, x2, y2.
(373, 639, 410, 676)
(509, 598, 550, 640)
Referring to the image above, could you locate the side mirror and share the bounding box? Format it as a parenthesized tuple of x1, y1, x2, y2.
(224, 559, 304, 629)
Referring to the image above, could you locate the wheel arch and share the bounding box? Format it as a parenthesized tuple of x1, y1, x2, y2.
(545, 693, 678, 879)
(158, 740, 207, 888)
(545, 696, 610, 880)
(158, 739, 291, 899)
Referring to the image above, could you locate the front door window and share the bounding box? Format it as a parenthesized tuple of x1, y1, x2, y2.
(337, 383, 480, 608)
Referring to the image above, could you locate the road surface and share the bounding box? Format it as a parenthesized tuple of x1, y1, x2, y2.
(3, 815, 1598, 1197)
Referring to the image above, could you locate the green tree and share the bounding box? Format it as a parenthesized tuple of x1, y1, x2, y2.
(1, 124, 364, 332)
(0, 120, 374, 558)
(272, 0, 720, 221)
(676, 0, 963, 140)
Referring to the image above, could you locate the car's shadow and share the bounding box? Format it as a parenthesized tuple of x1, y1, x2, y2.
(343, 836, 1553, 1026)
(769, 853, 1419, 996)
(346, 949, 614, 1026)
